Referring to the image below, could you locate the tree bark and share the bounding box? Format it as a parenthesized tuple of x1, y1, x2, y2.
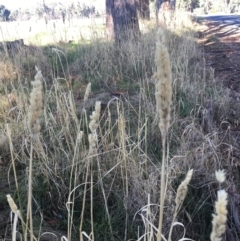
(106, 0, 140, 43)
(106, 0, 115, 40)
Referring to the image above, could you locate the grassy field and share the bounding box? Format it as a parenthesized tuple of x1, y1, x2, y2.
(0, 12, 233, 241)
(0, 17, 106, 45)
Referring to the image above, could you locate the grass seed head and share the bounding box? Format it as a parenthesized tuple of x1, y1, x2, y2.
(210, 190, 228, 241)
(154, 28, 172, 139)
(6, 194, 19, 215)
(89, 101, 101, 133)
(175, 169, 193, 209)
(88, 101, 101, 156)
(84, 83, 91, 102)
(27, 67, 43, 138)
(215, 170, 226, 184)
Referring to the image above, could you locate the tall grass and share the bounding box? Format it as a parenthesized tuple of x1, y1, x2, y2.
(0, 12, 232, 241)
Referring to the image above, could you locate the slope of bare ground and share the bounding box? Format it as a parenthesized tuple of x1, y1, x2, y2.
(198, 20, 240, 94)
(196, 19, 240, 128)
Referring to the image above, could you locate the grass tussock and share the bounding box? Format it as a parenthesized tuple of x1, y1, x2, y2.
(0, 12, 235, 241)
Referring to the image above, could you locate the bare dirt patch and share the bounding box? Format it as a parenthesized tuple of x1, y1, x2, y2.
(198, 21, 240, 96)
(194, 19, 240, 135)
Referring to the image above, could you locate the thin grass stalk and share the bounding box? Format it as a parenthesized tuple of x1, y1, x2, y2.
(6, 125, 19, 190)
(97, 158, 114, 240)
(52, 48, 70, 82)
(143, 115, 148, 176)
(79, 161, 90, 241)
(67, 131, 82, 241)
(8, 201, 18, 241)
(80, 101, 101, 240)
(67, 172, 76, 241)
(90, 161, 94, 241)
(117, 108, 128, 198)
(69, 91, 78, 124)
(79, 111, 92, 241)
(12, 211, 18, 241)
(25, 143, 33, 241)
(157, 137, 166, 241)
(146, 194, 154, 241)
(117, 107, 129, 241)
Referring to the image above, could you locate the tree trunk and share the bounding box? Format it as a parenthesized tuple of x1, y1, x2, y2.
(106, 0, 140, 43)
(156, 0, 175, 25)
(156, 0, 176, 12)
(106, 0, 114, 40)
(137, 0, 150, 20)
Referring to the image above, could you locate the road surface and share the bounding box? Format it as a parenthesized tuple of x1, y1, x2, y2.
(194, 14, 240, 27)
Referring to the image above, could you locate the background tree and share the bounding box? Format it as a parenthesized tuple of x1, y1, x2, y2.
(106, 0, 140, 43)
(176, 0, 199, 11)
(0, 5, 10, 21)
(197, 0, 234, 13)
(156, 0, 176, 12)
(228, 0, 240, 13)
(9, 9, 19, 21)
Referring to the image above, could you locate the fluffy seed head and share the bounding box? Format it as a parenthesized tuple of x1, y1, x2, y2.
(28, 67, 43, 138)
(210, 190, 228, 241)
(175, 169, 193, 209)
(6, 194, 19, 215)
(88, 101, 101, 156)
(154, 28, 172, 139)
(88, 133, 97, 156)
(89, 101, 101, 133)
(215, 170, 226, 183)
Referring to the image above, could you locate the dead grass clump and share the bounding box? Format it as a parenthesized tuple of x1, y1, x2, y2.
(0, 92, 18, 123)
(0, 59, 17, 82)
(13, 46, 52, 82)
(0, 134, 9, 165)
(68, 33, 155, 91)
